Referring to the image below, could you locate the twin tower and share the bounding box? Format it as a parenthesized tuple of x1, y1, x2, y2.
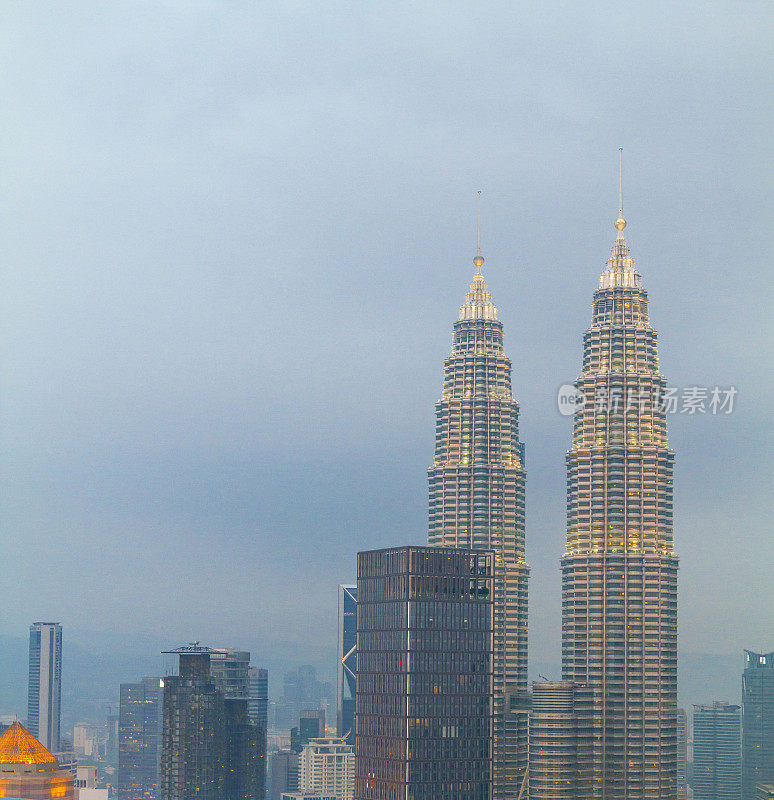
(427, 199, 678, 799)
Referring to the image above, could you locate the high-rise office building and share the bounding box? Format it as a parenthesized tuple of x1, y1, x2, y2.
(427, 238, 529, 799)
(292, 711, 326, 753)
(160, 644, 264, 800)
(270, 749, 300, 800)
(210, 647, 268, 798)
(118, 676, 162, 800)
(337, 585, 357, 746)
(27, 622, 63, 752)
(743, 651, 774, 800)
(354, 545, 493, 800)
(679, 707, 689, 800)
(561, 178, 679, 799)
(248, 666, 269, 732)
(0, 720, 75, 800)
(528, 680, 596, 799)
(693, 702, 741, 800)
(299, 737, 354, 800)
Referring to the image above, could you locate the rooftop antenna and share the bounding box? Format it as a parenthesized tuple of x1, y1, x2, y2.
(615, 148, 627, 231)
(473, 190, 484, 271)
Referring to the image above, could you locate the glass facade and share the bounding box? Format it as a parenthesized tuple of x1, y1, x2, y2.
(248, 667, 269, 733)
(337, 586, 357, 747)
(427, 257, 529, 799)
(210, 649, 251, 699)
(693, 703, 741, 800)
(561, 218, 678, 799)
(118, 676, 162, 800)
(742, 652, 774, 800)
(160, 646, 265, 800)
(355, 546, 493, 800)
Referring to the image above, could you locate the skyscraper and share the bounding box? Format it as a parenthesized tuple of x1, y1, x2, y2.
(354, 545, 493, 800)
(270, 749, 300, 800)
(742, 651, 774, 800)
(337, 585, 357, 746)
(27, 622, 63, 752)
(693, 702, 741, 800)
(160, 644, 264, 800)
(427, 232, 529, 799)
(561, 166, 679, 799)
(292, 711, 326, 753)
(118, 676, 162, 800)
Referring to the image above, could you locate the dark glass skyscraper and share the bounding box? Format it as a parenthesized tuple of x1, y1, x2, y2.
(27, 622, 63, 752)
(354, 545, 493, 800)
(742, 651, 774, 800)
(337, 585, 357, 746)
(118, 676, 162, 800)
(427, 248, 529, 799)
(562, 195, 678, 798)
(160, 645, 264, 800)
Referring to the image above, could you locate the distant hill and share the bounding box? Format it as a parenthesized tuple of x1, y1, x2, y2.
(2, 629, 745, 727)
(0, 631, 170, 727)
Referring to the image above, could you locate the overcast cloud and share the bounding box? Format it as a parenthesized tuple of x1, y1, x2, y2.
(1, 1, 772, 705)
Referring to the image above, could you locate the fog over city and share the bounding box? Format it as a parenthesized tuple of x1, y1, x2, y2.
(1, 1, 771, 716)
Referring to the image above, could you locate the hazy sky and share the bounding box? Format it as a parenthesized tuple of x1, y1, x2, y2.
(1, 2, 772, 689)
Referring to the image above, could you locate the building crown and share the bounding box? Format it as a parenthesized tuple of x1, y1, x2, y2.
(0, 721, 58, 765)
(459, 256, 498, 321)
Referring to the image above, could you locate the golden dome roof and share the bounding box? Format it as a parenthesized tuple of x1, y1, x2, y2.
(0, 721, 57, 764)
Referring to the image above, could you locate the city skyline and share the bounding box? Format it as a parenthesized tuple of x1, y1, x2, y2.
(1, 1, 771, 716)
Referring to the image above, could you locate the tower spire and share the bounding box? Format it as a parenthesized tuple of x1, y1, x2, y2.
(473, 190, 484, 273)
(615, 148, 626, 232)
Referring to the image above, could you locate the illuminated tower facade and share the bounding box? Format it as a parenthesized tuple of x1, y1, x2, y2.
(562, 170, 678, 798)
(428, 235, 529, 799)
